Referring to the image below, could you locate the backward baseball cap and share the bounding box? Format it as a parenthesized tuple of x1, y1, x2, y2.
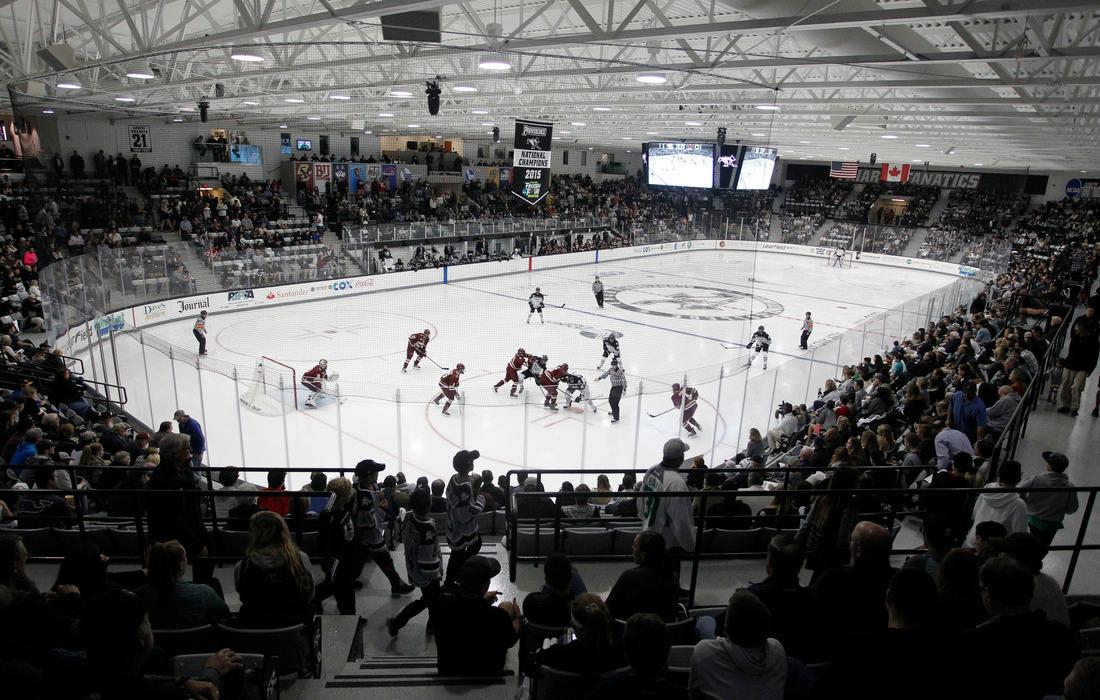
(459, 554, 501, 589)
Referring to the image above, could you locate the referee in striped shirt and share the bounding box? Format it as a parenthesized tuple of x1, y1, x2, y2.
(597, 358, 627, 423)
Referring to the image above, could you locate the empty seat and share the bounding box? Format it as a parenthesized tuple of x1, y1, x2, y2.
(611, 527, 642, 555)
(217, 529, 251, 558)
(217, 620, 315, 680)
(154, 624, 220, 658)
(706, 527, 764, 553)
(563, 528, 614, 556)
(9, 528, 58, 557)
(516, 528, 560, 557)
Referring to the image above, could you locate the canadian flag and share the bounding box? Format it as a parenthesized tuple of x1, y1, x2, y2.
(880, 163, 911, 183)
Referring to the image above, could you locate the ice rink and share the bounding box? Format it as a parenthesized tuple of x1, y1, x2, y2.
(93, 248, 975, 488)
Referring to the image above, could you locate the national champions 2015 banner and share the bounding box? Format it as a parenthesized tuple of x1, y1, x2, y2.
(511, 119, 553, 205)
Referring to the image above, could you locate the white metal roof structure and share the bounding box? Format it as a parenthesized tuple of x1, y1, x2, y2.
(6, 0, 1100, 169)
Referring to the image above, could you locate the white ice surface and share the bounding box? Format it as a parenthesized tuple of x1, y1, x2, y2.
(87, 249, 966, 489)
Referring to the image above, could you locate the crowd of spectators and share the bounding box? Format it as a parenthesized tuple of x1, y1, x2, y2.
(836, 183, 939, 227)
(780, 178, 852, 217)
(780, 214, 823, 245)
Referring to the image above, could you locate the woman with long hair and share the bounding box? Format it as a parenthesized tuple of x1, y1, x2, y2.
(796, 466, 860, 582)
(135, 540, 227, 629)
(532, 593, 624, 674)
(591, 474, 613, 505)
(234, 510, 315, 627)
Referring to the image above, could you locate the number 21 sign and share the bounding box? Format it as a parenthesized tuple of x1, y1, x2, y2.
(128, 125, 152, 153)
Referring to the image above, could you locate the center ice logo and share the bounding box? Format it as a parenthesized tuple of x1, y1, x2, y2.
(609, 284, 783, 322)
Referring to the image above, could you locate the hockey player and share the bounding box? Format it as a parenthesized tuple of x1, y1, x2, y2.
(832, 246, 846, 267)
(538, 362, 569, 411)
(671, 384, 703, 436)
(493, 348, 527, 396)
(745, 326, 772, 369)
(302, 359, 339, 408)
(527, 287, 545, 323)
(402, 328, 431, 372)
(520, 353, 548, 393)
(432, 364, 464, 415)
(799, 312, 814, 351)
(562, 371, 597, 411)
(597, 333, 621, 370)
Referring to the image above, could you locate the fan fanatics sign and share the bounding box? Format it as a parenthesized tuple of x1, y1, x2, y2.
(511, 119, 553, 205)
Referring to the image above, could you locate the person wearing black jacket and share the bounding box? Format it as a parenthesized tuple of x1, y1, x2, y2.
(1058, 320, 1100, 416)
(145, 433, 212, 587)
(313, 477, 361, 614)
(49, 368, 91, 417)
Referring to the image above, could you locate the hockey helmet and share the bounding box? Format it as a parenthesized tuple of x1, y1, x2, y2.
(672, 383, 681, 391)
(455, 363, 466, 372)
(560, 363, 569, 372)
(541, 354, 548, 362)
(758, 325, 765, 331)
(535, 287, 541, 292)
(319, 359, 328, 369)
(518, 347, 526, 355)
(424, 328, 431, 336)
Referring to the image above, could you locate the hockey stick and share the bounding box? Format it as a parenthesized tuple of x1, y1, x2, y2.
(422, 355, 450, 371)
(647, 406, 679, 418)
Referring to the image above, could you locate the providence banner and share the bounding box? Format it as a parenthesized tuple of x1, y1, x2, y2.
(511, 119, 553, 205)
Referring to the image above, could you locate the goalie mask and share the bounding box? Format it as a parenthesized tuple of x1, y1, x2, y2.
(319, 359, 328, 369)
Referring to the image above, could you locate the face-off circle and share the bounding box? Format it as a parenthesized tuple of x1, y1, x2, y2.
(609, 284, 783, 321)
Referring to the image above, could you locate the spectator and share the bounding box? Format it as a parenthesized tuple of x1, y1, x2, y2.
(1064, 658, 1100, 700)
(934, 415, 974, 468)
(639, 438, 695, 580)
(950, 382, 989, 441)
(606, 531, 680, 622)
(149, 420, 172, 447)
(1019, 451, 1078, 546)
(996, 532, 1071, 628)
(903, 512, 953, 577)
(926, 452, 972, 538)
(257, 468, 290, 516)
(145, 433, 212, 587)
(1058, 321, 1099, 416)
(212, 466, 260, 522)
(172, 409, 205, 470)
(812, 521, 898, 646)
(929, 548, 986, 633)
(963, 557, 1079, 698)
(562, 484, 600, 520)
(313, 477, 361, 614)
(445, 449, 486, 587)
(429, 478, 447, 513)
(972, 520, 1008, 558)
(348, 460, 415, 598)
(985, 384, 1021, 434)
(595, 613, 690, 700)
(14, 468, 74, 527)
(532, 593, 623, 674)
(10, 427, 41, 468)
(690, 591, 787, 700)
(48, 368, 91, 417)
(234, 510, 315, 628)
(515, 477, 556, 519)
(53, 542, 120, 603)
(135, 540, 228, 629)
(387, 487, 442, 636)
(830, 568, 938, 700)
(964, 460, 1027, 547)
(82, 588, 241, 699)
(796, 466, 860, 581)
(522, 552, 584, 626)
(432, 555, 520, 676)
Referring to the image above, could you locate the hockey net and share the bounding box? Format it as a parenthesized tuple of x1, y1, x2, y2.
(240, 356, 298, 415)
(824, 250, 856, 268)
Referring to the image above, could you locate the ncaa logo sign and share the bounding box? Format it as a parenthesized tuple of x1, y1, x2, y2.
(1066, 178, 1083, 198)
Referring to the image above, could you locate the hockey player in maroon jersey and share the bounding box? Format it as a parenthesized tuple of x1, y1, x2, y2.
(302, 359, 330, 408)
(538, 362, 569, 411)
(402, 329, 431, 372)
(432, 363, 465, 415)
(682, 386, 703, 436)
(493, 348, 527, 397)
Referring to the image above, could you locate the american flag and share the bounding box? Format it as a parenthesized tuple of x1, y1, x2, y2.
(830, 161, 858, 179)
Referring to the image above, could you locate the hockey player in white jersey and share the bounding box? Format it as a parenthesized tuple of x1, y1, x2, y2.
(562, 372, 597, 411)
(597, 333, 621, 370)
(745, 326, 772, 369)
(527, 287, 545, 324)
(832, 246, 846, 267)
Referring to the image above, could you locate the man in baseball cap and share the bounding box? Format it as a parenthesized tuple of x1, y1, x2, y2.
(445, 449, 486, 588)
(638, 437, 695, 561)
(1018, 451, 1078, 546)
(432, 553, 519, 677)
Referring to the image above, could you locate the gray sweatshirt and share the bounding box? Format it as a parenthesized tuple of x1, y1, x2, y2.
(1019, 471, 1078, 524)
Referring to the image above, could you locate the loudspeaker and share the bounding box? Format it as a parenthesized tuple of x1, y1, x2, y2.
(215, 83, 225, 98)
(37, 43, 77, 71)
(492, 127, 500, 144)
(380, 11, 441, 42)
(869, 152, 877, 165)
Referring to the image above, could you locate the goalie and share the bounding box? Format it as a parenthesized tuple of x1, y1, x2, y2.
(302, 359, 340, 408)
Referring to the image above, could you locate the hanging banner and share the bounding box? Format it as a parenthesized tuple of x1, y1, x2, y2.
(511, 119, 553, 205)
(499, 167, 511, 189)
(314, 163, 332, 184)
(381, 164, 398, 190)
(128, 125, 152, 153)
(334, 163, 348, 181)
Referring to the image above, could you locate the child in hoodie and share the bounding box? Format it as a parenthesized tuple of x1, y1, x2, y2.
(1019, 451, 1079, 547)
(964, 460, 1028, 548)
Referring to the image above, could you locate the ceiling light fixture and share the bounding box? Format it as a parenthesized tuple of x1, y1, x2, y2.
(452, 85, 477, 93)
(636, 72, 667, 84)
(328, 94, 351, 100)
(570, 121, 586, 126)
(390, 90, 412, 97)
(230, 52, 264, 62)
(114, 96, 136, 102)
(881, 134, 898, 139)
(838, 147, 850, 150)
(284, 98, 304, 103)
(307, 116, 321, 121)
(684, 121, 702, 126)
(915, 144, 930, 148)
(364, 130, 372, 134)
(378, 112, 394, 117)
(173, 117, 184, 122)
(471, 109, 490, 114)
(407, 123, 420, 128)
(592, 107, 612, 112)
(478, 52, 512, 71)
(56, 81, 80, 89)
(42, 109, 54, 114)
(279, 124, 287, 128)
(756, 104, 780, 111)
(241, 101, 259, 106)
(125, 63, 154, 80)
